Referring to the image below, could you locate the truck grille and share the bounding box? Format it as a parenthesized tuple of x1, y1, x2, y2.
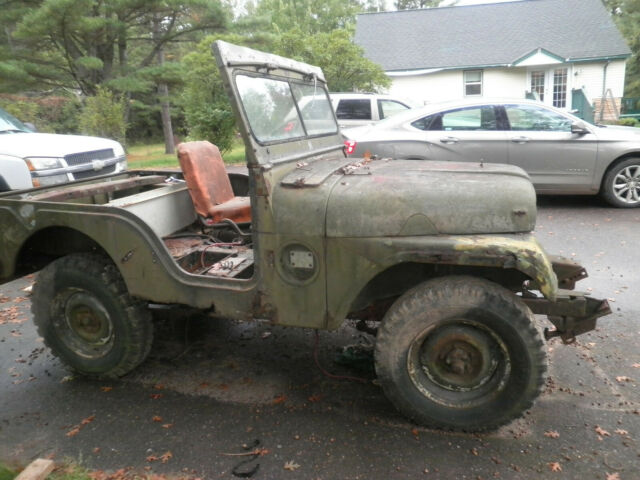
(64, 149, 115, 166)
(73, 165, 117, 179)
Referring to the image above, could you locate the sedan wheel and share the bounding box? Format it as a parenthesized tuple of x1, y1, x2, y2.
(603, 158, 640, 208)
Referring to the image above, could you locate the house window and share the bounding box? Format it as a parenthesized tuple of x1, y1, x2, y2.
(464, 70, 483, 96)
(530, 71, 545, 102)
(553, 68, 568, 108)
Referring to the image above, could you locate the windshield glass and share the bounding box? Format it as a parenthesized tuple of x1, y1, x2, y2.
(235, 74, 337, 143)
(0, 107, 31, 133)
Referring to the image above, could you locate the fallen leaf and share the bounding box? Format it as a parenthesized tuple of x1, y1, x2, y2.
(162, 423, 173, 429)
(150, 394, 163, 400)
(154, 384, 165, 390)
(160, 451, 173, 464)
(93, 447, 101, 454)
(146, 455, 158, 462)
(152, 416, 163, 422)
(411, 428, 419, 437)
(66, 427, 81, 437)
(614, 429, 629, 436)
(616, 376, 632, 383)
(470, 447, 479, 456)
(81, 415, 96, 425)
(544, 430, 560, 439)
(632, 363, 640, 368)
(284, 461, 300, 471)
(548, 462, 562, 472)
(272, 394, 287, 405)
(308, 394, 322, 403)
(595, 426, 611, 437)
(100, 387, 113, 392)
(606, 473, 620, 480)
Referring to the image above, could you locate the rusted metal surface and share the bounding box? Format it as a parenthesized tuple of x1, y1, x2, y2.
(27, 175, 166, 202)
(548, 254, 589, 290)
(523, 290, 611, 343)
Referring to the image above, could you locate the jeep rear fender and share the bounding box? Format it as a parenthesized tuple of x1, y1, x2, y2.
(326, 233, 558, 329)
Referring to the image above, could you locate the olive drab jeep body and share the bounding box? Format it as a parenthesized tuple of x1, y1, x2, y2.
(0, 42, 611, 431)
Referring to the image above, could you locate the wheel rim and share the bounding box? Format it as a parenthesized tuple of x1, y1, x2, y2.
(407, 321, 510, 408)
(52, 289, 115, 359)
(612, 164, 640, 205)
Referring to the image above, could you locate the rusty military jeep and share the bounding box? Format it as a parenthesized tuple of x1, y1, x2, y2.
(0, 42, 610, 431)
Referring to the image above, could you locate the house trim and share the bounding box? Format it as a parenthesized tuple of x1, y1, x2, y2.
(513, 48, 565, 67)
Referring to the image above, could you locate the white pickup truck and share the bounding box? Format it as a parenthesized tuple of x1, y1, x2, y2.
(0, 107, 127, 191)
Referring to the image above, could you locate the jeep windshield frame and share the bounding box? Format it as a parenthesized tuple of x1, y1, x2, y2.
(213, 40, 345, 166)
(235, 73, 338, 145)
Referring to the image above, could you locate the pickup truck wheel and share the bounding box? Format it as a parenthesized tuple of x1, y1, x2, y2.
(602, 158, 640, 208)
(374, 276, 546, 432)
(32, 253, 153, 378)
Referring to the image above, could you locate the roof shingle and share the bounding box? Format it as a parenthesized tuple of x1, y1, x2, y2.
(354, 0, 631, 72)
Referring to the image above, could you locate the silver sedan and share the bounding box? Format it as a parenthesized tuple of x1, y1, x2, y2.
(342, 99, 640, 208)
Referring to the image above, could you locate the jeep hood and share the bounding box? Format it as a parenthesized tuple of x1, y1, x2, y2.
(1, 132, 122, 158)
(323, 159, 537, 237)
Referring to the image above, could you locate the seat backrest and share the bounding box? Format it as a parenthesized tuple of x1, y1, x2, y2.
(177, 141, 235, 218)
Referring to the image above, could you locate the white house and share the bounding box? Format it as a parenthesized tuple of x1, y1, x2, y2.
(354, 0, 631, 121)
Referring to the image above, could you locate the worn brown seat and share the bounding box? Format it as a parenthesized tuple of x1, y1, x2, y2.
(176, 141, 251, 224)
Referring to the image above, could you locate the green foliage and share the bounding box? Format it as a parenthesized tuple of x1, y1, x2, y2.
(0, 463, 14, 480)
(255, 0, 365, 34)
(180, 35, 240, 152)
(618, 117, 639, 126)
(395, 0, 450, 9)
(276, 29, 390, 92)
(606, 0, 640, 97)
(78, 87, 126, 144)
(0, 95, 82, 134)
(3, 0, 229, 95)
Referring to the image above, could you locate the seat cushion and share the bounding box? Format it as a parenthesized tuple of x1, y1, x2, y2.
(177, 141, 251, 223)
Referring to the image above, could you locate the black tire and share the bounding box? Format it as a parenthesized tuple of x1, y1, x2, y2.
(32, 253, 153, 378)
(602, 158, 640, 208)
(375, 276, 546, 432)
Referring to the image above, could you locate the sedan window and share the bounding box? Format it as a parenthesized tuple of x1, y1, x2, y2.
(505, 104, 572, 132)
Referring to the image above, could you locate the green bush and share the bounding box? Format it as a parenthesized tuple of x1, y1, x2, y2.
(180, 35, 238, 153)
(0, 94, 81, 133)
(618, 117, 639, 127)
(78, 87, 126, 145)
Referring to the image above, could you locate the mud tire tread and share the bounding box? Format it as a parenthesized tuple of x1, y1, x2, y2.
(374, 276, 547, 432)
(32, 253, 152, 379)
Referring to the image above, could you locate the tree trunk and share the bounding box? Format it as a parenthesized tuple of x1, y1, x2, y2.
(153, 17, 175, 154)
(158, 79, 175, 154)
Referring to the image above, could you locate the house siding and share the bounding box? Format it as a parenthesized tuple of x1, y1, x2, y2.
(387, 60, 626, 115)
(572, 60, 626, 101)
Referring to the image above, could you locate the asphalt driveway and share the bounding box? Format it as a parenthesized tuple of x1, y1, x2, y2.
(1, 194, 638, 480)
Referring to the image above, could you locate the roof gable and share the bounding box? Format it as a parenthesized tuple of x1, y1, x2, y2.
(354, 0, 631, 72)
(513, 48, 564, 66)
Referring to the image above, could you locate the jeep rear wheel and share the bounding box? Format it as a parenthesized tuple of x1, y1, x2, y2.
(375, 276, 546, 432)
(32, 253, 153, 378)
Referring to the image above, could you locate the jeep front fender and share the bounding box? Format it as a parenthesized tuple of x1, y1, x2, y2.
(326, 233, 558, 329)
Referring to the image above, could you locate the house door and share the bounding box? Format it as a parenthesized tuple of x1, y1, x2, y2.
(529, 68, 569, 109)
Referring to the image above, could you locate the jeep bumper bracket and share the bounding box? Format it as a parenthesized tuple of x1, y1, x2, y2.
(522, 289, 611, 344)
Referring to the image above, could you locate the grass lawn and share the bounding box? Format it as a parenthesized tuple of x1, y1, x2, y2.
(0, 464, 14, 480)
(128, 137, 246, 170)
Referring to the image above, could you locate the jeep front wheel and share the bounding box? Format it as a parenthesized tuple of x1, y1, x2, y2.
(374, 276, 546, 432)
(32, 253, 153, 378)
